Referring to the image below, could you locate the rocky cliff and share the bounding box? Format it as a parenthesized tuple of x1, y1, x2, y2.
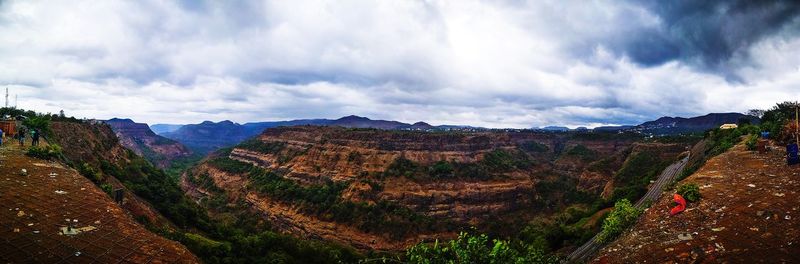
(184, 126, 689, 251)
(106, 118, 192, 168)
(49, 121, 179, 229)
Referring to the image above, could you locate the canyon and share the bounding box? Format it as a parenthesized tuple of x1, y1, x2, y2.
(183, 126, 691, 251)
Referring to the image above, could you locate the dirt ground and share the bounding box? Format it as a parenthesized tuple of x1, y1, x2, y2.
(0, 140, 198, 263)
(593, 141, 800, 263)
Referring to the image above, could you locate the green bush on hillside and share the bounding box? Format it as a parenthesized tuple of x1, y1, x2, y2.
(429, 160, 455, 178)
(384, 156, 420, 178)
(564, 145, 596, 161)
(676, 183, 701, 203)
(745, 134, 758, 151)
(596, 199, 641, 243)
(519, 141, 549, 153)
(26, 144, 63, 160)
(78, 162, 103, 182)
(483, 149, 533, 172)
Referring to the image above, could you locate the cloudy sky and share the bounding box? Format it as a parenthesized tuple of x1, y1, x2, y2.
(1, 0, 799, 128)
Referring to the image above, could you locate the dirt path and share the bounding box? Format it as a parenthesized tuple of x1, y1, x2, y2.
(566, 155, 689, 263)
(0, 140, 198, 263)
(593, 142, 800, 263)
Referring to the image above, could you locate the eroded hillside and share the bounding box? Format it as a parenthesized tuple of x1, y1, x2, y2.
(106, 118, 193, 168)
(184, 126, 690, 251)
(593, 140, 800, 263)
(0, 132, 198, 263)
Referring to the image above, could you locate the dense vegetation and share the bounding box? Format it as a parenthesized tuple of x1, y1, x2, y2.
(406, 232, 560, 264)
(563, 144, 596, 161)
(519, 141, 549, 153)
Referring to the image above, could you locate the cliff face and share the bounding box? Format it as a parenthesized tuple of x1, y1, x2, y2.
(184, 126, 688, 251)
(50, 121, 178, 229)
(106, 118, 192, 168)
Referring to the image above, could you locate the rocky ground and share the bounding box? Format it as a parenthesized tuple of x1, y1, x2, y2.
(594, 141, 800, 263)
(0, 139, 198, 263)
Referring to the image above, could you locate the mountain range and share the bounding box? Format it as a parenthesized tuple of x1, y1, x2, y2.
(156, 115, 469, 154)
(149, 112, 757, 154)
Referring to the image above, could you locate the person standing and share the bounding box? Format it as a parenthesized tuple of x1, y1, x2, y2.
(17, 128, 25, 147)
(0, 128, 4, 146)
(31, 129, 39, 146)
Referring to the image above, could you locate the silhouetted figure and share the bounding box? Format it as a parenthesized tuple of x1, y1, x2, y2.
(31, 129, 39, 146)
(17, 128, 25, 147)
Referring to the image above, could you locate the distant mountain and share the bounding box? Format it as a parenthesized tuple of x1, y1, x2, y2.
(634, 113, 759, 134)
(105, 118, 193, 168)
(541, 126, 570, 132)
(593, 125, 635, 132)
(150, 124, 183, 134)
(161, 119, 331, 154)
(409, 122, 435, 130)
(161, 120, 255, 154)
(328, 115, 410, 130)
(160, 116, 466, 154)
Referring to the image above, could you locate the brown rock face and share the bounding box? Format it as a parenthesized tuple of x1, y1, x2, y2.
(185, 126, 688, 251)
(50, 121, 179, 230)
(105, 118, 193, 168)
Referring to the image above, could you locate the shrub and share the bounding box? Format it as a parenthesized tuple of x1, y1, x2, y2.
(26, 144, 63, 160)
(676, 183, 701, 203)
(745, 134, 758, 151)
(347, 151, 363, 164)
(384, 156, 420, 178)
(429, 161, 455, 179)
(100, 183, 114, 196)
(565, 145, 595, 160)
(596, 199, 641, 243)
(519, 141, 549, 153)
(483, 149, 533, 172)
(78, 162, 103, 182)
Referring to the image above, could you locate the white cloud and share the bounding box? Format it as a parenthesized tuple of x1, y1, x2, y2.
(0, 0, 797, 128)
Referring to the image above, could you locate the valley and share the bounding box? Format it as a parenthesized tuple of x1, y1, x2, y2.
(0, 105, 791, 264)
(182, 126, 691, 251)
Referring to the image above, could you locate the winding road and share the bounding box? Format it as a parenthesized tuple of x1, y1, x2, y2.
(565, 154, 690, 263)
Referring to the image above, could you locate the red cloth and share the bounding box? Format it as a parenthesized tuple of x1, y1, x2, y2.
(670, 194, 686, 215)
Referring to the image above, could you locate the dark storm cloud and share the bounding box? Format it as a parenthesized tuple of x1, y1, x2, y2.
(623, 0, 800, 70)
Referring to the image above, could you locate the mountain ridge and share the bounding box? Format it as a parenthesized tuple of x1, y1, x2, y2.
(105, 118, 193, 168)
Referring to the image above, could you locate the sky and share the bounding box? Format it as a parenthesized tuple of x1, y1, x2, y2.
(0, 0, 799, 128)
